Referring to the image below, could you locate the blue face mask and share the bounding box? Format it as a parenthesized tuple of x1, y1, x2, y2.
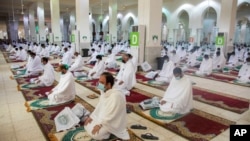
(247, 62, 250, 65)
(175, 77, 181, 80)
(97, 83, 106, 91)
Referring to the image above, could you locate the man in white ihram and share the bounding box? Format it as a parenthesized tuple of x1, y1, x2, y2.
(237, 57, 250, 84)
(114, 53, 136, 96)
(68, 52, 84, 77)
(84, 72, 130, 140)
(46, 64, 76, 105)
(30, 57, 55, 87)
(195, 54, 213, 76)
(160, 67, 193, 114)
(88, 55, 105, 80)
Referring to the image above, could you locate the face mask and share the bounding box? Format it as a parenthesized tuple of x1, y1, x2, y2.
(247, 62, 250, 65)
(175, 77, 181, 80)
(164, 60, 168, 63)
(97, 83, 106, 91)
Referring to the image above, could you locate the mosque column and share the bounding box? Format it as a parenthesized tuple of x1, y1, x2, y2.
(50, 0, 61, 44)
(69, 11, 75, 34)
(138, 0, 163, 69)
(37, 2, 46, 43)
(29, 9, 36, 42)
(23, 15, 30, 41)
(109, 0, 117, 43)
(7, 20, 19, 42)
(75, 0, 90, 53)
(218, 0, 237, 53)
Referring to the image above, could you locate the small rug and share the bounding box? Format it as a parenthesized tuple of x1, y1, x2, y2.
(21, 86, 55, 101)
(25, 98, 74, 112)
(150, 108, 182, 120)
(50, 124, 142, 141)
(128, 104, 235, 141)
(193, 87, 250, 114)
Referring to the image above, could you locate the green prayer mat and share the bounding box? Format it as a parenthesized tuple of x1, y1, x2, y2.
(25, 98, 58, 111)
(196, 56, 203, 62)
(234, 65, 242, 71)
(116, 57, 122, 62)
(76, 76, 89, 81)
(150, 108, 182, 120)
(20, 83, 40, 89)
(147, 80, 167, 86)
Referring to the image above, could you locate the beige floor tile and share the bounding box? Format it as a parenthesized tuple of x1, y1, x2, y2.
(170, 135, 189, 141)
(0, 123, 15, 135)
(0, 132, 17, 141)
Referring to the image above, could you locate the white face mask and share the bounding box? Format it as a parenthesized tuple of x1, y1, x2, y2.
(175, 76, 181, 80)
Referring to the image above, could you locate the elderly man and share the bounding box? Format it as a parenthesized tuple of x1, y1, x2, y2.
(88, 55, 105, 80)
(160, 67, 193, 114)
(237, 57, 250, 83)
(195, 54, 213, 76)
(84, 72, 130, 140)
(30, 57, 55, 87)
(114, 53, 136, 96)
(47, 64, 76, 105)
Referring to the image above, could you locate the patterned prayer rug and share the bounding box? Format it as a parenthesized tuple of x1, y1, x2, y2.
(25, 98, 74, 112)
(2, 51, 24, 63)
(184, 69, 250, 87)
(128, 104, 235, 141)
(75, 79, 151, 103)
(135, 74, 250, 114)
(21, 86, 55, 101)
(32, 97, 141, 141)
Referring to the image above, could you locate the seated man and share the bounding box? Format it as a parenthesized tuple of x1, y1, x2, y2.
(88, 55, 105, 79)
(105, 49, 117, 69)
(68, 52, 84, 77)
(84, 72, 130, 140)
(212, 51, 226, 71)
(25, 52, 43, 76)
(114, 53, 136, 96)
(160, 67, 193, 114)
(61, 47, 72, 66)
(47, 64, 76, 105)
(9, 47, 20, 60)
(178, 47, 187, 61)
(16, 47, 27, 61)
(225, 52, 239, 69)
(195, 54, 213, 76)
(186, 49, 201, 67)
(237, 57, 250, 83)
(170, 50, 180, 66)
(30, 57, 55, 87)
(146, 55, 174, 83)
(86, 48, 98, 65)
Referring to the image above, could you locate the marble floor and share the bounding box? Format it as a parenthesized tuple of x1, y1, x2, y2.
(0, 52, 249, 141)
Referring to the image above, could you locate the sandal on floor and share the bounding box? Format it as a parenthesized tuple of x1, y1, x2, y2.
(87, 94, 98, 99)
(141, 133, 159, 140)
(130, 124, 147, 130)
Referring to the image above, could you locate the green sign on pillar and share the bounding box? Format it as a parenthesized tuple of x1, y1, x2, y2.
(71, 34, 75, 42)
(215, 37, 224, 46)
(130, 32, 139, 46)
